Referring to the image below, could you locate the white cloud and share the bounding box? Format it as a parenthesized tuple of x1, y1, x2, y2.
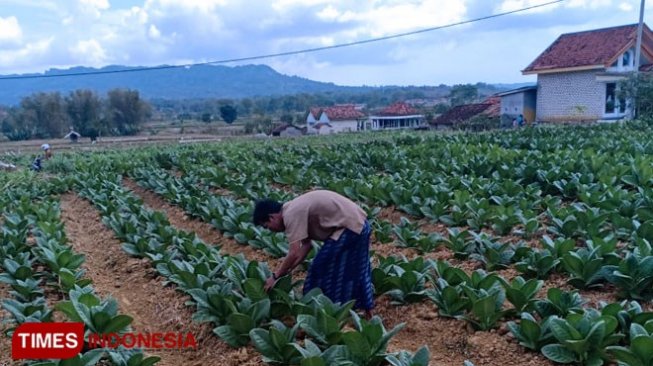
(148, 24, 161, 39)
(316, 5, 340, 21)
(323, 1, 468, 38)
(69, 38, 107, 65)
(0, 16, 23, 44)
(619, 1, 634, 11)
(75, 0, 111, 18)
(0, 37, 53, 72)
(566, 0, 613, 8)
(79, 0, 109, 10)
(498, 0, 562, 14)
(124, 6, 149, 25)
(144, 0, 227, 14)
(272, 0, 331, 12)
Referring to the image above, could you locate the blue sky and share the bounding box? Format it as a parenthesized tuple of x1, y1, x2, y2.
(0, 0, 648, 86)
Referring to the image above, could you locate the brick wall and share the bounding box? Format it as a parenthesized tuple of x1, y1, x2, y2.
(536, 70, 604, 122)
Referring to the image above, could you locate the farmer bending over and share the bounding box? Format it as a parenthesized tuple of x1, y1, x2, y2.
(253, 190, 374, 317)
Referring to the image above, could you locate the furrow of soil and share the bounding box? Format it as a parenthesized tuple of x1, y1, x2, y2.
(0, 283, 14, 366)
(148, 173, 563, 364)
(122, 177, 278, 266)
(375, 297, 553, 366)
(60, 192, 263, 366)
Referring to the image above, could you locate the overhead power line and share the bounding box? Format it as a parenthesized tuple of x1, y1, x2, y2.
(0, 0, 565, 81)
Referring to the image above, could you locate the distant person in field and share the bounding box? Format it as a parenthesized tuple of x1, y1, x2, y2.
(253, 190, 374, 317)
(32, 144, 52, 172)
(517, 114, 525, 127)
(41, 144, 53, 160)
(31, 155, 42, 172)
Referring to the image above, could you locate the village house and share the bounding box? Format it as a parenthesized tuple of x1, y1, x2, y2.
(306, 104, 366, 135)
(498, 86, 537, 126)
(366, 102, 425, 131)
(523, 23, 653, 122)
(270, 123, 303, 137)
(431, 96, 500, 129)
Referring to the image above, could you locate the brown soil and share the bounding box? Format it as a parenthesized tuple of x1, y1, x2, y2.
(0, 283, 15, 366)
(60, 193, 263, 366)
(71, 178, 619, 365)
(374, 297, 553, 366)
(122, 178, 278, 267)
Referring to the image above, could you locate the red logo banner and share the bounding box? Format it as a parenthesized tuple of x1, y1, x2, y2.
(12, 322, 85, 360)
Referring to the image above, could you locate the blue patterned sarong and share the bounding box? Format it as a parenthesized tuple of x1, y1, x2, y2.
(303, 221, 374, 310)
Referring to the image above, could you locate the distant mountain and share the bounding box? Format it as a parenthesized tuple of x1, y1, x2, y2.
(0, 64, 379, 105)
(0, 63, 531, 105)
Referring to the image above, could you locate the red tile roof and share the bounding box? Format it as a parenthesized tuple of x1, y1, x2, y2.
(309, 108, 321, 119)
(523, 23, 653, 74)
(482, 96, 501, 118)
(379, 102, 418, 116)
(432, 97, 500, 125)
(310, 104, 365, 121)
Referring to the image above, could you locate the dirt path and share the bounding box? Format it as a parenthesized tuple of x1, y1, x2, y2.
(122, 178, 278, 267)
(60, 193, 263, 366)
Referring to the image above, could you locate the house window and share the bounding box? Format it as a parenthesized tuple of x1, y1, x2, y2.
(605, 83, 616, 114)
(622, 51, 631, 67)
(605, 83, 628, 115)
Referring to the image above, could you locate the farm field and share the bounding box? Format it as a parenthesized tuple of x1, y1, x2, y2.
(3, 121, 653, 366)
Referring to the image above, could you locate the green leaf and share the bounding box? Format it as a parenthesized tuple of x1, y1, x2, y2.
(631, 336, 653, 364)
(300, 357, 326, 366)
(341, 331, 371, 361)
(54, 301, 83, 322)
(249, 328, 279, 361)
(243, 278, 267, 302)
(541, 344, 576, 363)
(550, 317, 580, 341)
(607, 346, 644, 366)
(103, 314, 133, 334)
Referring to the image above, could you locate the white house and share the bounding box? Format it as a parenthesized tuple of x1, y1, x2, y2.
(306, 104, 366, 135)
(523, 23, 653, 122)
(367, 102, 424, 130)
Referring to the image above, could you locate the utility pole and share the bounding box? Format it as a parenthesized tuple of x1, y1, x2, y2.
(635, 0, 646, 75)
(632, 0, 646, 119)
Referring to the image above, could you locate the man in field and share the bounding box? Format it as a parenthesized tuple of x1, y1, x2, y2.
(253, 190, 374, 316)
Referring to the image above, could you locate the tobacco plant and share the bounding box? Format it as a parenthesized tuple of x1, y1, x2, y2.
(250, 321, 302, 365)
(507, 312, 555, 351)
(541, 310, 622, 366)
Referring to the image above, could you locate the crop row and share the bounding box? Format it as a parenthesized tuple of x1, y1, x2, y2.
(73, 170, 428, 365)
(0, 179, 156, 366)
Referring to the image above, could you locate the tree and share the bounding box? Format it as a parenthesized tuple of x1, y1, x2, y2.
(201, 113, 212, 123)
(20, 92, 69, 139)
(244, 116, 272, 134)
(240, 98, 253, 115)
(433, 103, 451, 114)
(619, 73, 653, 119)
(220, 105, 238, 124)
(449, 84, 478, 107)
(65, 90, 103, 140)
(279, 113, 294, 124)
(106, 89, 151, 135)
(1, 108, 32, 141)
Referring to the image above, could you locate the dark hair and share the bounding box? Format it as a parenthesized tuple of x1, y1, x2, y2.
(253, 199, 282, 226)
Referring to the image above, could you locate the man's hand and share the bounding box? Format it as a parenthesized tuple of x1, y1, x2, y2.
(264, 276, 277, 292)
